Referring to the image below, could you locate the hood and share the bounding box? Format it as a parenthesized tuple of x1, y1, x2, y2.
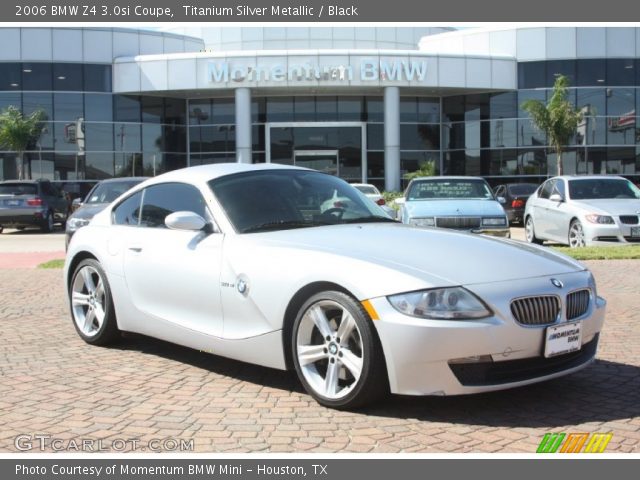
(572, 198, 640, 215)
(253, 223, 584, 286)
(404, 199, 506, 218)
(68, 203, 108, 221)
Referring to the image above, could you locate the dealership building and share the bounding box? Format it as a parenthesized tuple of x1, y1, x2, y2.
(1, 26, 640, 190)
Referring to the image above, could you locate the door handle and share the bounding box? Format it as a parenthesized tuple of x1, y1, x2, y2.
(128, 246, 143, 253)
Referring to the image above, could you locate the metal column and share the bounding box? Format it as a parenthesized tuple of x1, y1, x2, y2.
(384, 86, 401, 191)
(235, 87, 252, 164)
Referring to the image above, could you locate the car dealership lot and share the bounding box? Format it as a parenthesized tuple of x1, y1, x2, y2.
(0, 260, 638, 453)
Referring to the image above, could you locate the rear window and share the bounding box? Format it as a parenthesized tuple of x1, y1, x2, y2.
(508, 184, 537, 196)
(354, 185, 379, 195)
(0, 184, 37, 195)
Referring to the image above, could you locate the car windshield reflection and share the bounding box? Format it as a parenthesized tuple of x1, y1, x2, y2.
(568, 178, 640, 200)
(208, 170, 392, 233)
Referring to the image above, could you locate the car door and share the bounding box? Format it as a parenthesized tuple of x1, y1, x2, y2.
(530, 179, 555, 239)
(121, 182, 225, 337)
(545, 179, 571, 242)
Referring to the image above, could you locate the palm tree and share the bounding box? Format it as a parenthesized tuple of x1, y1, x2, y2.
(521, 75, 582, 176)
(0, 106, 46, 180)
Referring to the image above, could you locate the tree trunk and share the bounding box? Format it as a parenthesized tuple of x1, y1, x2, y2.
(17, 152, 23, 180)
(556, 147, 563, 176)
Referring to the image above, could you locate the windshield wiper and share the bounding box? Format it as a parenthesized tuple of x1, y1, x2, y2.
(242, 220, 330, 233)
(341, 216, 398, 224)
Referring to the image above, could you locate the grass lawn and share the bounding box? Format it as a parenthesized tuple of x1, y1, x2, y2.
(37, 259, 65, 269)
(552, 245, 640, 260)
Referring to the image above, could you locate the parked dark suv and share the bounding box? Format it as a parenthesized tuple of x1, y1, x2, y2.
(0, 180, 70, 233)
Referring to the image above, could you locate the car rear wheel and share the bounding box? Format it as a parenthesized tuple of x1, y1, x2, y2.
(70, 259, 120, 345)
(525, 216, 543, 245)
(40, 211, 54, 233)
(569, 219, 586, 248)
(292, 291, 388, 409)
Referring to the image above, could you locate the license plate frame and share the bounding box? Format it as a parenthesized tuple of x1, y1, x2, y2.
(544, 321, 582, 358)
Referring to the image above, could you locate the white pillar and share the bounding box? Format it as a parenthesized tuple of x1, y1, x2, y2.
(235, 87, 252, 164)
(384, 86, 401, 191)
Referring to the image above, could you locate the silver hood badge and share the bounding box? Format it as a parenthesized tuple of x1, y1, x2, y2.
(550, 278, 564, 288)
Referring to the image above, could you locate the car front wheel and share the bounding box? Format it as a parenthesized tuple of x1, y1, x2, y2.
(69, 258, 120, 345)
(292, 291, 388, 409)
(569, 219, 586, 248)
(525, 216, 543, 244)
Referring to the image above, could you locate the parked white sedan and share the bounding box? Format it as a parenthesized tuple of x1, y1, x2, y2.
(65, 164, 606, 409)
(524, 175, 640, 247)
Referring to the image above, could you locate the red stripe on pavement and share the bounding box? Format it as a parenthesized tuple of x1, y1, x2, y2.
(0, 251, 65, 269)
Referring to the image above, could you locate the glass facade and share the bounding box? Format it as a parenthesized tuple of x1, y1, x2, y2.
(2, 58, 640, 187)
(0, 62, 187, 181)
(443, 59, 640, 185)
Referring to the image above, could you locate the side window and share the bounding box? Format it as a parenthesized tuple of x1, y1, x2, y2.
(112, 191, 143, 226)
(139, 183, 208, 229)
(40, 182, 52, 196)
(539, 180, 555, 199)
(553, 180, 566, 198)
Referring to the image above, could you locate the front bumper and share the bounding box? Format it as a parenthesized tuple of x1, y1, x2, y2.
(583, 222, 640, 245)
(370, 271, 606, 395)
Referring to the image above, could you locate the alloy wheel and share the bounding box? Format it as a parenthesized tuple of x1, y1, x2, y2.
(296, 300, 364, 400)
(569, 221, 586, 248)
(71, 265, 106, 337)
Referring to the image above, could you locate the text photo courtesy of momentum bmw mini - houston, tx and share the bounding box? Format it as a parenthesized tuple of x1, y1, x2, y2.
(0, 14, 639, 469)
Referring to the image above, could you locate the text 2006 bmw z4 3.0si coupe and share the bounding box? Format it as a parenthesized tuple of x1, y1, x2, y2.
(64, 164, 606, 409)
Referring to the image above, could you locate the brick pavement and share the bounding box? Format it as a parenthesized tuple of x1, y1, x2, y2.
(0, 261, 638, 453)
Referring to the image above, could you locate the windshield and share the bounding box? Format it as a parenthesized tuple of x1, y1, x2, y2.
(209, 170, 392, 233)
(86, 180, 143, 204)
(508, 184, 538, 196)
(407, 179, 494, 200)
(568, 178, 640, 200)
(0, 183, 37, 195)
(353, 185, 379, 195)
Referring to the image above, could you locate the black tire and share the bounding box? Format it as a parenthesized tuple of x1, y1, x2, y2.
(69, 258, 120, 346)
(0, 226, 3, 234)
(40, 211, 54, 233)
(525, 215, 543, 245)
(291, 290, 388, 409)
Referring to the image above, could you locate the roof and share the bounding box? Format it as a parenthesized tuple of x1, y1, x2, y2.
(142, 162, 309, 187)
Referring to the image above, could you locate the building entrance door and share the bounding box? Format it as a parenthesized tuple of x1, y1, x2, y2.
(293, 150, 339, 176)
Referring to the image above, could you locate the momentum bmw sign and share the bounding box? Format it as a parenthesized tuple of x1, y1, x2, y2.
(208, 59, 427, 83)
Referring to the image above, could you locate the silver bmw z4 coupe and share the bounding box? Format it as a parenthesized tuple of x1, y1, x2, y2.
(64, 164, 606, 409)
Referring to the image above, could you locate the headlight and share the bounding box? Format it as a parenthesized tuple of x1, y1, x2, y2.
(585, 214, 614, 224)
(588, 272, 598, 298)
(409, 217, 435, 227)
(66, 217, 90, 232)
(387, 287, 492, 320)
(482, 217, 507, 226)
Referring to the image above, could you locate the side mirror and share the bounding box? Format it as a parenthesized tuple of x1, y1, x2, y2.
(394, 197, 406, 205)
(497, 196, 506, 204)
(165, 211, 207, 231)
(549, 193, 564, 203)
(72, 197, 82, 205)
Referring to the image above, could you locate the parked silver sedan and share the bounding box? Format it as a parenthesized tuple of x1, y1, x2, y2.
(524, 175, 640, 247)
(397, 176, 509, 237)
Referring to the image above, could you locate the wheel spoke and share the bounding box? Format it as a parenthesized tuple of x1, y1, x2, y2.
(72, 291, 90, 307)
(324, 361, 340, 396)
(93, 304, 106, 328)
(309, 305, 333, 339)
(298, 344, 328, 366)
(81, 268, 96, 293)
(340, 348, 363, 378)
(336, 311, 356, 344)
(95, 278, 104, 299)
(83, 308, 96, 333)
